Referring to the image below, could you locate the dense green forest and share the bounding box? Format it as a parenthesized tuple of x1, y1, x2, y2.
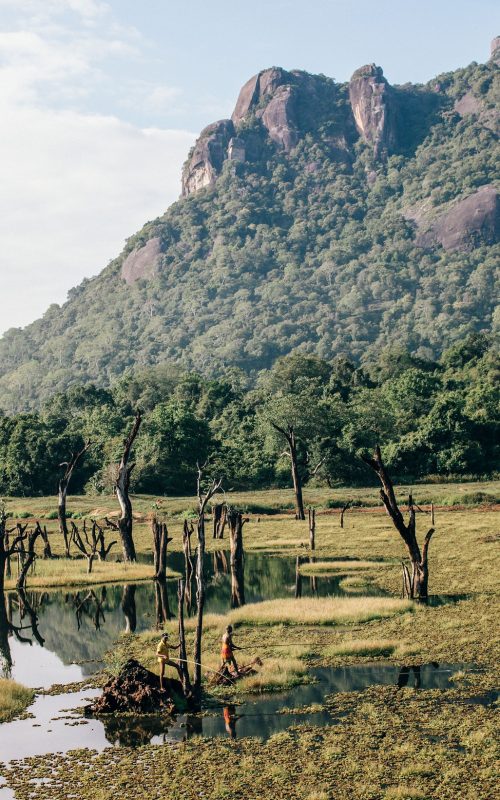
(0, 57, 498, 413)
(0, 335, 497, 497)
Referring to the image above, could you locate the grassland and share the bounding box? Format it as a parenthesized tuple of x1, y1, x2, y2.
(0, 679, 34, 723)
(0, 483, 498, 800)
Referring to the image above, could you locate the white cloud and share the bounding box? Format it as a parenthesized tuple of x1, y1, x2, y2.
(0, 102, 195, 333)
(0, 0, 195, 335)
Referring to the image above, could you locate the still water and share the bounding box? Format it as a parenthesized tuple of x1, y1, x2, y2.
(1, 552, 385, 687)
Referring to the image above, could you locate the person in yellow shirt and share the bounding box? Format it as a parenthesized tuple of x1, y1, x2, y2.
(156, 632, 180, 690)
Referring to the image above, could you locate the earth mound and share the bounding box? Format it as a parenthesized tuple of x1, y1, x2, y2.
(86, 658, 185, 715)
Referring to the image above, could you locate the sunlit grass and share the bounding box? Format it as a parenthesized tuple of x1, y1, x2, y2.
(185, 596, 413, 629)
(0, 679, 34, 723)
(324, 638, 399, 657)
(3, 558, 162, 590)
(299, 559, 388, 575)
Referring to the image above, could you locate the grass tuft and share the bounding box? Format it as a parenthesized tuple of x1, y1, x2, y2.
(325, 639, 399, 657)
(0, 679, 34, 723)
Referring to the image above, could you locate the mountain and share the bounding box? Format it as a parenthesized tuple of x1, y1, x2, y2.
(1, 40, 499, 412)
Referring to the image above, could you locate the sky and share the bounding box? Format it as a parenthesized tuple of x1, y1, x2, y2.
(0, 0, 498, 335)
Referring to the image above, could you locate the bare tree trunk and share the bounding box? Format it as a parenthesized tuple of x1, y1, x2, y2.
(40, 526, 52, 559)
(308, 508, 316, 550)
(227, 508, 246, 608)
(58, 440, 92, 557)
(290, 434, 305, 520)
(17, 524, 42, 590)
(152, 518, 172, 580)
(115, 413, 142, 562)
(177, 579, 192, 696)
(362, 446, 435, 600)
(212, 504, 227, 539)
(340, 501, 351, 529)
(193, 467, 222, 699)
(270, 423, 305, 520)
(182, 520, 194, 614)
(431, 503, 435, 526)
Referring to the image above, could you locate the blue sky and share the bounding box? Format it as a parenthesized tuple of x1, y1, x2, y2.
(0, 0, 498, 333)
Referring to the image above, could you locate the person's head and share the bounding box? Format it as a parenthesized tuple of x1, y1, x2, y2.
(226, 625, 233, 634)
(161, 632, 169, 640)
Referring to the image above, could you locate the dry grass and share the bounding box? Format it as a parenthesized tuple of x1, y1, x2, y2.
(0, 679, 34, 723)
(324, 638, 399, 657)
(190, 596, 413, 629)
(384, 787, 427, 800)
(299, 559, 387, 575)
(3, 558, 162, 590)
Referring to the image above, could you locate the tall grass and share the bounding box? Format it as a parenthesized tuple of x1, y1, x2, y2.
(4, 559, 162, 590)
(192, 597, 413, 629)
(299, 560, 388, 575)
(0, 679, 34, 722)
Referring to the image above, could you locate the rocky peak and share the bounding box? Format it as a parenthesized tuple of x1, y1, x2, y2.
(348, 64, 396, 157)
(232, 66, 300, 152)
(231, 67, 291, 124)
(181, 119, 235, 197)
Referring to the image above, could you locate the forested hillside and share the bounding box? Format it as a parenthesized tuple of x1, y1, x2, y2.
(0, 52, 498, 413)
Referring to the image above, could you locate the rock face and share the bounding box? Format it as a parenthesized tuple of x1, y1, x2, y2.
(181, 119, 235, 197)
(348, 64, 396, 157)
(121, 237, 162, 284)
(86, 659, 186, 715)
(491, 36, 500, 65)
(415, 185, 499, 252)
(231, 67, 290, 124)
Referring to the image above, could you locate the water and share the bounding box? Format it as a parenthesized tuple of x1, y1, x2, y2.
(0, 662, 480, 764)
(0, 552, 386, 687)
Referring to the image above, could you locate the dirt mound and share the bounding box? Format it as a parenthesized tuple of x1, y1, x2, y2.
(86, 659, 185, 715)
(208, 658, 263, 686)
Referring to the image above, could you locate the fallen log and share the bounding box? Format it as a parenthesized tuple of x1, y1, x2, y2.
(208, 658, 263, 687)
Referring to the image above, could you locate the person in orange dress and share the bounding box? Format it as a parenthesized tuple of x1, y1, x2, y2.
(220, 624, 240, 674)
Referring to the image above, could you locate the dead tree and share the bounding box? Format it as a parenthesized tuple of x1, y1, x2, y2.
(193, 465, 223, 698)
(152, 518, 172, 580)
(270, 423, 305, 520)
(182, 520, 194, 614)
(308, 508, 316, 550)
(212, 503, 227, 539)
(362, 446, 435, 600)
(58, 439, 92, 557)
(92, 519, 117, 561)
(16, 523, 42, 590)
(226, 508, 247, 608)
(40, 525, 52, 559)
(177, 579, 192, 696)
(115, 412, 142, 562)
(340, 501, 351, 529)
(71, 520, 116, 573)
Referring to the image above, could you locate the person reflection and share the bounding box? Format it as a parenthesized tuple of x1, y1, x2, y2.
(223, 704, 240, 739)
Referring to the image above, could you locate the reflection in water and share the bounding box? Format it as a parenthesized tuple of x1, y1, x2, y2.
(0, 662, 480, 761)
(154, 579, 172, 626)
(121, 584, 137, 633)
(2, 551, 389, 684)
(223, 704, 240, 739)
